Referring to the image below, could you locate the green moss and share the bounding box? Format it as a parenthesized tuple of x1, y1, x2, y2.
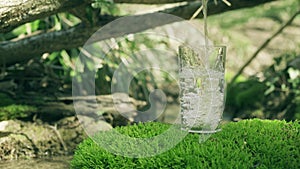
(71, 119, 300, 169)
(0, 104, 37, 121)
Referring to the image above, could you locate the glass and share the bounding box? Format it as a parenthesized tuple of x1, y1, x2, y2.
(179, 46, 226, 134)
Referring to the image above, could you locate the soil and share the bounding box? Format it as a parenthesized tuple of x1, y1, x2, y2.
(0, 156, 72, 169)
(0, 117, 87, 160)
(0, 93, 146, 168)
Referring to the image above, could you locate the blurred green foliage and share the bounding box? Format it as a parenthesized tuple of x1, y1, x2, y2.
(0, 93, 14, 107)
(92, 0, 119, 15)
(76, 33, 175, 102)
(263, 53, 300, 120)
(226, 52, 300, 121)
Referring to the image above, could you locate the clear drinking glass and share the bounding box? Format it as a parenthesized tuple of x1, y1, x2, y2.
(179, 45, 226, 134)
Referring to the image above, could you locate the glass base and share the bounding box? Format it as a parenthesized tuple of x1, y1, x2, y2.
(188, 128, 221, 134)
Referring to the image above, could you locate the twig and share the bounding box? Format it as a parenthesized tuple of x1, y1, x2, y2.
(46, 124, 68, 152)
(229, 10, 300, 85)
(190, 5, 203, 20)
(190, 0, 232, 20)
(222, 0, 231, 6)
(17, 132, 40, 156)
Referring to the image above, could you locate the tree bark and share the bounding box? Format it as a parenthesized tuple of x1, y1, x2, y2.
(0, 24, 99, 66)
(0, 0, 278, 66)
(0, 0, 91, 33)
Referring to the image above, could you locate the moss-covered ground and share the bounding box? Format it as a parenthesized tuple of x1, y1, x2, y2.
(71, 119, 300, 169)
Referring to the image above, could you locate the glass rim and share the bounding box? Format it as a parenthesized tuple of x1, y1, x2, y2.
(196, 45, 226, 48)
(189, 45, 226, 52)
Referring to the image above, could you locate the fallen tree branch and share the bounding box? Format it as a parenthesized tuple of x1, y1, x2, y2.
(229, 9, 300, 85)
(0, 0, 91, 33)
(0, 24, 98, 66)
(0, 13, 178, 66)
(46, 124, 68, 152)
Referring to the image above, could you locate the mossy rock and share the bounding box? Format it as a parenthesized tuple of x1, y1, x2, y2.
(71, 119, 300, 169)
(0, 104, 37, 121)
